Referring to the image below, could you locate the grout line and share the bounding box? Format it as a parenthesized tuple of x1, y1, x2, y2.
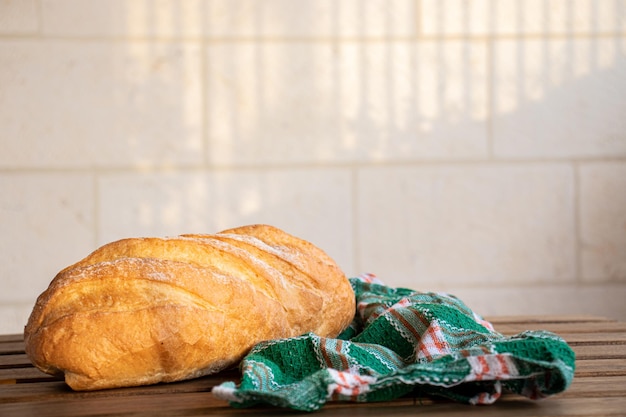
(200, 3, 210, 169)
(0, 32, 625, 44)
(92, 170, 100, 248)
(351, 166, 360, 275)
(1, 157, 626, 177)
(35, 0, 43, 37)
(486, 35, 495, 160)
(414, 0, 422, 39)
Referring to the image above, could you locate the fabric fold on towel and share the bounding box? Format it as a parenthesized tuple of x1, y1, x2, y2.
(212, 274, 576, 411)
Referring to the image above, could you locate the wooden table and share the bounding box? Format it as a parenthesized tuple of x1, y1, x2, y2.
(1, 315, 625, 416)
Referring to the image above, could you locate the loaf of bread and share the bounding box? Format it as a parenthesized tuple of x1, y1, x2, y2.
(24, 224, 355, 391)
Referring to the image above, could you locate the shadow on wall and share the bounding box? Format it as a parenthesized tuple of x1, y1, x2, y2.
(95, 2, 626, 270)
(207, 37, 626, 164)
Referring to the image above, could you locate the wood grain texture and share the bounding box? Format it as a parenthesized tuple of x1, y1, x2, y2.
(2, 315, 625, 416)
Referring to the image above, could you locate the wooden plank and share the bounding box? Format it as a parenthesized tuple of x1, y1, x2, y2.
(0, 335, 23, 343)
(0, 371, 240, 404)
(575, 359, 626, 377)
(2, 371, 620, 408)
(0, 391, 238, 417)
(4, 358, 622, 385)
(0, 367, 61, 384)
(0, 341, 24, 355)
(572, 344, 626, 360)
(495, 321, 626, 336)
(487, 315, 612, 325)
(560, 332, 626, 345)
(0, 354, 33, 369)
(559, 375, 626, 398)
(2, 366, 576, 404)
(1, 358, 615, 391)
(2, 394, 626, 417)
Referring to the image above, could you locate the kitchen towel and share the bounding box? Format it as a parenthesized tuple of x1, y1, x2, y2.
(213, 274, 575, 411)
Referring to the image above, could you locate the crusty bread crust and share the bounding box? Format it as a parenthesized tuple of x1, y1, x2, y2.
(24, 224, 354, 390)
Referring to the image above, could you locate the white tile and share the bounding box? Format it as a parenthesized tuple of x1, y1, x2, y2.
(0, 173, 95, 304)
(98, 171, 213, 242)
(206, 42, 342, 165)
(0, 302, 34, 335)
(41, 0, 204, 38)
(97, 168, 354, 272)
(356, 164, 576, 286)
(580, 162, 626, 282)
(0, 39, 203, 168)
(204, 0, 415, 38)
(0, 0, 38, 34)
(410, 40, 488, 159)
(421, 0, 626, 36)
(492, 37, 626, 158)
(206, 40, 488, 165)
(420, 0, 488, 36)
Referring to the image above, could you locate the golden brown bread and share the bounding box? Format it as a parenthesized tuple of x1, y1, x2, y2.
(24, 224, 355, 391)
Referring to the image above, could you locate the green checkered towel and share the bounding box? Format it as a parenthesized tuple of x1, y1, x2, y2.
(213, 274, 575, 411)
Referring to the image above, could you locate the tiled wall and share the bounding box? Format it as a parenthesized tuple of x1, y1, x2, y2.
(1, 0, 625, 334)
